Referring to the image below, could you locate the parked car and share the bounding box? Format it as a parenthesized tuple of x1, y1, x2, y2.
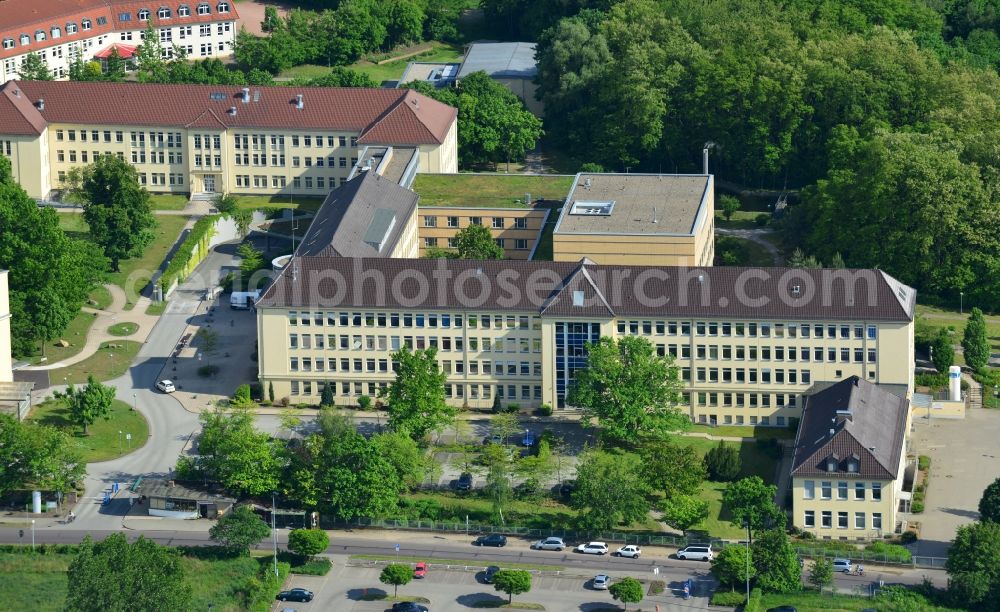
(414, 562, 427, 579)
(576, 542, 609, 555)
(155, 379, 175, 393)
(276, 588, 313, 602)
(483, 565, 501, 583)
(391, 603, 429, 612)
(832, 558, 852, 573)
(474, 534, 507, 547)
(522, 430, 536, 447)
(676, 545, 713, 561)
(457, 472, 473, 491)
(592, 574, 611, 590)
(532, 537, 566, 551)
(615, 545, 642, 558)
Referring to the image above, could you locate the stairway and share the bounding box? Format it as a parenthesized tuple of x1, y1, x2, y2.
(968, 385, 983, 409)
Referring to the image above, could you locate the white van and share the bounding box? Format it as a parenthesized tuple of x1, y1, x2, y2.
(676, 545, 713, 561)
(230, 290, 260, 309)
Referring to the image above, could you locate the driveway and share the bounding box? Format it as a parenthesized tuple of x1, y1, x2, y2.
(910, 408, 1000, 557)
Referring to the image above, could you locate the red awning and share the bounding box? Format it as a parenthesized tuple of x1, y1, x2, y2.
(94, 44, 137, 60)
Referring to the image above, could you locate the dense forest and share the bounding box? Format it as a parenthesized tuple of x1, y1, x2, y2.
(503, 0, 1000, 307)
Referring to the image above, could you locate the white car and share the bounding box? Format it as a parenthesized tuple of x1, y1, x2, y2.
(575, 541, 609, 555)
(532, 537, 566, 551)
(155, 379, 175, 393)
(832, 558, 852, 573)
(592, 574, 611, 590)
(615, 544, 642, 558)
(676, 545, 713, 561)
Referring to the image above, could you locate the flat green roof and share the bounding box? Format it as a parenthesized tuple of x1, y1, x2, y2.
(411, 173, 575, 208)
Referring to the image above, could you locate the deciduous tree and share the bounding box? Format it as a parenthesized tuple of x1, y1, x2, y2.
(454, 224, 504, 260)
(809, 557, 833, 592)
(979, 477, 1000, 523)
(608, 576, 644, 609)
(751, 529, 802, 594)
(660, 494, 709, 531)
(380, 346, 454, 440)
(722, 476, 784, 540)
(209, 505, 271, 555)
(947, 521, 1000, 606)
(379, 563, 413, 597)
(711, 545, 755, 591)
(640, 439, 706, 496)
(66, 534, 191, 612)
(197, 407, 282, 496)
(54, 375, 116, 435)
(571, 451, 649, 530)
(287, 528, 329, 559)
(0, 415, 84, 496)
(18, 53, 53, 80)
(720, 195, 741, 221)
(568, 335, 685, 442)
(66, 155, 156, 272)
(492, 569, 532, 603)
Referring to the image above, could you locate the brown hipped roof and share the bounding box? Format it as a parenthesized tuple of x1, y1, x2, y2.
(790, 376, 909, 480)
(256, 257, 916, 323)
(2, 80, 456, 144)
(0, 83, 46, 135)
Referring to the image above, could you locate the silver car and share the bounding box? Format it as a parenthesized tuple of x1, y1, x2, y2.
(532, 537, 566, 551)
(592, 574, 611, 590)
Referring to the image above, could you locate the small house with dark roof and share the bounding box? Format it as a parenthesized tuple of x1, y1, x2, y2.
(790, 376, 912, 540)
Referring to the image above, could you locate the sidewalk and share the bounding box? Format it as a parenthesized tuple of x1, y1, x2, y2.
(21, 283, 159, 371)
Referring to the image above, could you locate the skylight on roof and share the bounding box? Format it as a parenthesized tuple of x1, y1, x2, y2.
(570, 200, 615, 216)
(209, 92, 226, 101)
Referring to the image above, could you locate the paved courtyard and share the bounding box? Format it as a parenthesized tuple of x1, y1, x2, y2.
(910, 407, 1000, 557)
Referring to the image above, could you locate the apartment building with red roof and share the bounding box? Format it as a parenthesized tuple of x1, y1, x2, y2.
(0, 0, 238, 81)
(0, 79, 458, 198)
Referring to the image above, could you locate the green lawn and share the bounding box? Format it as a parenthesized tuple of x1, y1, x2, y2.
(22, 310, 99, 365)
(412, 174, 575, 207)
(916, 303, 1000, 358)
(530, 211, 557, 261)
(715, 235, 776, 266)
(349, 42, 465, 85)
(49, 340, 142, 384)
(277, 64, 334, 80)
(29, 398, 148, 463)
(112, 215, 190, 309)
(0, 549, 265, 612)
(148, 194, 190, 211)
(757, 589, 960, 612)
(682, 425, 794, 440)
(107, 322, 138, 336)
(88, 285, 113, 310)
(56, 211, 88, 237)
(715, 210, 767, 229)
(146, 300, 167, 315)
(232, 194, 325, 212)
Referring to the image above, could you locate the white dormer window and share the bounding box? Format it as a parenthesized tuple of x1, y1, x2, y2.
(138, 9, 151, 21)
(178, 4, 191, 16)
(66, 22, 78, 34)
(217, 1, 229, 12)
(35, 30, 46, 42)
(51, 27, 61, 39)
(198, 3, 210, 14)
(81, 18, 92, 30)
(19, 34, 30, 46)
(2, 38, 13, 50)
(158, 6, 172, 18)
(572, 291, 585, 307)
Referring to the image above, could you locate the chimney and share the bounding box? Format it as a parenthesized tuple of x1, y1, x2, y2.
(168, 479, 175, 487)
(295, 94, 304, 110)
(228, 106, 237, 116)
(241, 87, 249, 103)
(35, 98, 44, 110)
(828, 428, 835, 437)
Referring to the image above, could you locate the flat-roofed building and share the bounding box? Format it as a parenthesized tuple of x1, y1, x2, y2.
(552, 173, 715, 267)
(457, 42, 541, 116)
(0, 80, 458, 199)
(791, 376, 912, 539)
(0, 0, 239, 81)
(256, 257, 915, 425)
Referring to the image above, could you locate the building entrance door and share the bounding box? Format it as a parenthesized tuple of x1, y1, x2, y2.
(203, 175, 216, 193)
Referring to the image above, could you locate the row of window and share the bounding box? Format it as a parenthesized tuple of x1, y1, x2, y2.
(287, 380, 541, 403)
(658, 344, 877, 364)
(424, 237, 530, 250)
(692, 392, 799, 409)
(140, 173, 186, 186)
(289, 333, 543, 354)
(804, 510, 883, 531)
(233, 174, 346, 190)
(696, 414, 787, 426)
(617, 320, 879, 340)
(424, 216, 528, 230)
(288, 356, 543, 378)
(235, 134, 357, 150)
(233, 154, 357, 168)
(287, 312, 542, 331)
(3, 19, 104, 49)
(133, 3, 230, 21)
(803, 480, 883, 501)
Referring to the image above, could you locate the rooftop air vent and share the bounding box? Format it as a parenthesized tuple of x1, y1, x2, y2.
(295, 94, 303, 110)
(241, 87, 249, 103)
(583, 178, 592, 189)
(792, 284, 801, 295)
(35, 98, 44, 110)
(228, 106, 237, 115)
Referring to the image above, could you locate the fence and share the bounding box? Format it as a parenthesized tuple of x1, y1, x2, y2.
(912, 556, 948, 569)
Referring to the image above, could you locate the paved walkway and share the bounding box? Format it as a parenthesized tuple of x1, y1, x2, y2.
(22, 284, 159, 371)
(716, 227, 784, 265)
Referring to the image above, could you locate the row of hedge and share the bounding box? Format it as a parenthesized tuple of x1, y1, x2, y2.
(158, 214, 219, 292)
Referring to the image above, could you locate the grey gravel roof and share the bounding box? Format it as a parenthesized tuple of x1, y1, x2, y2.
(791, 376, 910, 479)
(458, 42, 537, 79)
(257, 257, 916, 322)
(295, 171, 418, 258)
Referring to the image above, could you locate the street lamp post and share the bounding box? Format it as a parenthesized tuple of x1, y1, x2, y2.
(30, 519, 35, 551)
(118, 430, 123, 455)
(743, 520, 751, 603)
(132, 393, 136, 411)
(960, 292, 964, 314)
(272, 492, 278, 578)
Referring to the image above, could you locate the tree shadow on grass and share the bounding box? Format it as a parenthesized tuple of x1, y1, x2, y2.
(347, 587, 387, 601)
(456, 592, 505, 607)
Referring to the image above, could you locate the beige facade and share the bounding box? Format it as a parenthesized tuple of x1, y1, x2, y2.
(258, 309, 914, 424)
(552, 174, 715, 267)
(792, 474, 901, 540)
(418, 207, 549, 260)
(0, 270, 12, 382)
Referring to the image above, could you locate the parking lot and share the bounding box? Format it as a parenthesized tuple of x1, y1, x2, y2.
(273, 557, 712, 612)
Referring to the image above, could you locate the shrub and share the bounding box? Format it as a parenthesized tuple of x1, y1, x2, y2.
(745, 588, 762, 612)
(244, 560, 290, 611)
(506, 403, 520, 413)
(232, 384, 252, 404)
(754, 213, 769, 226)
(899, 531, 918, 545)
(537, 403, 553, 416)
(704, 441, 741, 481)
(710, 591, 747, 607)
(280, 396, 290, 407)
(865, 541, 912, 563)
(160, 215, 220, 291)
(358, 395, 372, 410)
(915, 372, 948, 389)
(918, 455, 931, 471)
(287, 529, 329, 559)
(912, 501, 924, 513)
